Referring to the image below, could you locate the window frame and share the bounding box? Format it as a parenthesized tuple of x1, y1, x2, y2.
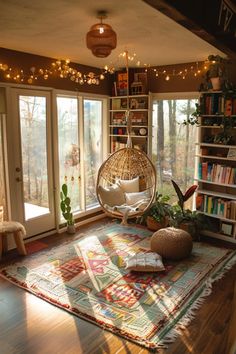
(54, 90, 109, 225)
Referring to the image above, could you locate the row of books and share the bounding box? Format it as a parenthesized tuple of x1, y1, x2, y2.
(111, 98, 148, 110)
(200, 94, 236, 115)
(198, 162, 236, 185)
(111, 112, 147, 126)
(111, 141, 145, 153)
(197, 195, 236, 220)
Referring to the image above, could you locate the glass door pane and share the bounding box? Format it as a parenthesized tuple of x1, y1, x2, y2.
(83, 99, 102, 208)
(57, 97, 81, 213)
(19, 95, 49, 220)
(9, 89, 55, 237)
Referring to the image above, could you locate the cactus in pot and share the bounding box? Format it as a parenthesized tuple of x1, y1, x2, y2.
(60, 183, 76, 234)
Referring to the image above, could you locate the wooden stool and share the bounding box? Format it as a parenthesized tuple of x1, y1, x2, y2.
(0, 221, 27, 258)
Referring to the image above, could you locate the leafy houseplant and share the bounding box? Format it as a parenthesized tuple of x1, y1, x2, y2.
(182, 102, 201, 126)
(205, 54, 227, 91)
(139, 193, 172, 231)
(60, 183, 76, 234)
(170, 180, 201, 240)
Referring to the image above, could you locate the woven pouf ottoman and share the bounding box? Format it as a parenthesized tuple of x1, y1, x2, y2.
(150, 227, 193, 260)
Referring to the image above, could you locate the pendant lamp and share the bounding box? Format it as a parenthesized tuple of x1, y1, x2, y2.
(86, 11, 117, 58)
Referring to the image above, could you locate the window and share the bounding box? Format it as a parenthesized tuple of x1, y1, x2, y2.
(57, 94, 105, 220)
(83, 99, 102, 208)
(152, 95, 198, 206)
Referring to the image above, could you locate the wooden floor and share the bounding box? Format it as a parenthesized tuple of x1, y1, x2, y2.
(0, 219, 235, 354)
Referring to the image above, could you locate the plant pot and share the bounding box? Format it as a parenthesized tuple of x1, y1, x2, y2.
(67, 224, 76, 234)
(146, 216, 169, 231)
(210, 77, 221, 91)
(179, 222, 198, 240)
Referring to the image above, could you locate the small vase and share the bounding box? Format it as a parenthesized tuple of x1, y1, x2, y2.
(210, 77, 221, 91)
(67, 224, 76, 234)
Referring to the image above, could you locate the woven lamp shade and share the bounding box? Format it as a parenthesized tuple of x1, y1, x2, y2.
(86, 23, 117, 58)
(96, 147, 156, 219)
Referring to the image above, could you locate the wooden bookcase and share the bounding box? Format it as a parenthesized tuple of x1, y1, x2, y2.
(109, 94, 152, 154)
(195, 91, 236, 243)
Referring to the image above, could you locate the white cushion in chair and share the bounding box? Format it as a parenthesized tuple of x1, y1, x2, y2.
(98, 185, 125, 207)
(118, 176, 139, 193)
(125, 191, 150, 205)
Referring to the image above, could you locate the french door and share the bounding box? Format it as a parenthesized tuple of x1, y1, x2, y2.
(8, 89, 55, 237)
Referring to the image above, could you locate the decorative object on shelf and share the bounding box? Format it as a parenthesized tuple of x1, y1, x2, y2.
(60, 184, 76, 234)
(227, 148, 236, 160)
(139, 128, 147, 136)
(0, 58, 114, 86)
(138, 192, 172, 231)
(86, 11, 117, 58)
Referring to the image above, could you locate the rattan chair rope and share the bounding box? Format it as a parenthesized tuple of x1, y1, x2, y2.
(96, 52, 156, 224)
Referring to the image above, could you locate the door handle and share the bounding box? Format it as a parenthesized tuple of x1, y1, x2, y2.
(16, 167, 21, 172)
(16, 177, 22, 182)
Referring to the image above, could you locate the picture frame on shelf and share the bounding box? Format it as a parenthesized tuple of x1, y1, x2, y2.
(227, 148, 236, 160)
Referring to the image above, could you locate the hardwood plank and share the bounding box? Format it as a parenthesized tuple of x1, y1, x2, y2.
(0, 219, 235, 354)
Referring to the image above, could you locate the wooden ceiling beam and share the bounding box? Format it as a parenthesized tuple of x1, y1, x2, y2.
(143, 0, 236, 59)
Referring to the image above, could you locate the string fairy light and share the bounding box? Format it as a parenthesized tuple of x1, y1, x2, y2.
(0, 59, 114, 85)
(106, 51, 211, 82)
(0, 52, 216, 86)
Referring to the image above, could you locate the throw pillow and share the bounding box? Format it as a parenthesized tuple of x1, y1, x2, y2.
(98, 185, 125, 207)
(118, 176, 139, 193)
(125, 252, 165, 272)
(125, 190, 150, 205)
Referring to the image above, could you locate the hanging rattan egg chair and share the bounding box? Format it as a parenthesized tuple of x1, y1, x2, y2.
(96, 51, 156, 224)
(96, 145, 156, 224)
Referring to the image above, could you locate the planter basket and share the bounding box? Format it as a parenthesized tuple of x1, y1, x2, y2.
(146, 216, 169, 231)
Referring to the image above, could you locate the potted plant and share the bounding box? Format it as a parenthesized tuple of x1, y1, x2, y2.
(138, 192, 172, 231)
(170, 180, 201, 240)
(170, 205, 204, 241)
(205, 54, 227, 91)
(60, 183, 76, 234)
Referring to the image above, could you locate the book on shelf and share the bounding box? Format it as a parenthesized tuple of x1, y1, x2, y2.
(198, 162, 235, 185)
(199, 194, 236, 220)
(200, 93, 236, 115)
(117, 72, 128, 96)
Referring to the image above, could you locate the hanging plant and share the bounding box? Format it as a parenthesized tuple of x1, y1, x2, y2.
(182, 103, 201, 126)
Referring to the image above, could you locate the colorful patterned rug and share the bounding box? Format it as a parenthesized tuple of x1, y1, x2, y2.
(1, 223, 235, 350)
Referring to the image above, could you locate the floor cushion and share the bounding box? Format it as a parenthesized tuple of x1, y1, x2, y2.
(150, 227, 193, 260)
(125, 251, 165, 272)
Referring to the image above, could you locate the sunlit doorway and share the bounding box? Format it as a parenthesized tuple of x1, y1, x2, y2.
(8, 89, 55, 237)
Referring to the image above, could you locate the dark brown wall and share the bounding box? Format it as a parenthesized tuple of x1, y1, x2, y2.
(1, 48, 235, 95)
(126, 60, 236, 94)
(146, 62, 202, 93)
(0, 47, 112, 95)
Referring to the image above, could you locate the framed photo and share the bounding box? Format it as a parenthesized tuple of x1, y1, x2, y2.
(227, 148, 236, 160)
